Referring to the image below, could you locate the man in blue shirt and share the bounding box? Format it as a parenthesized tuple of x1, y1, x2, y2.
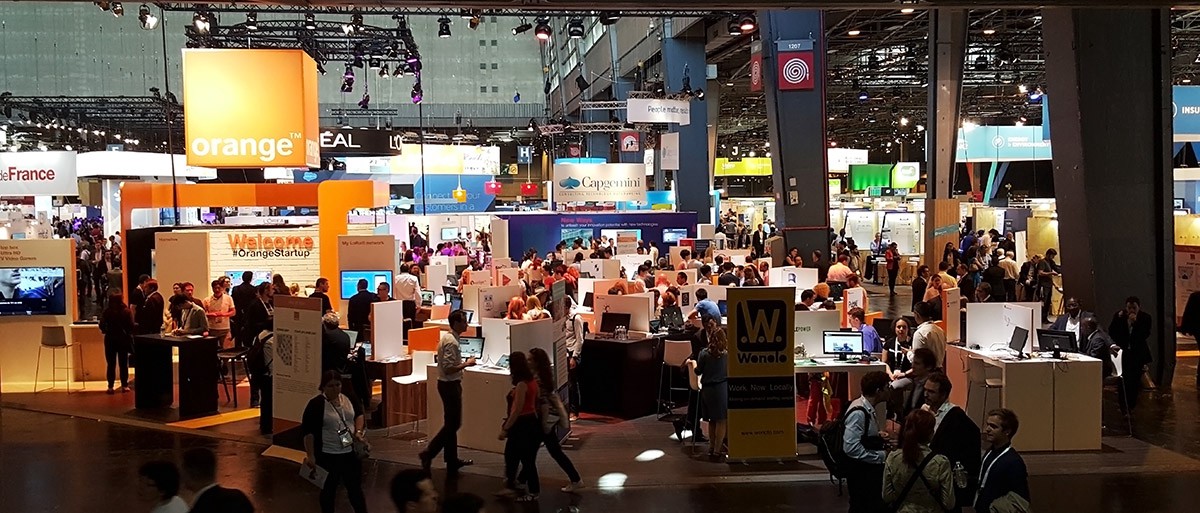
(848, 307, 883, 353)
(843, 371, 891, 512)
(688, 288, 722, 325)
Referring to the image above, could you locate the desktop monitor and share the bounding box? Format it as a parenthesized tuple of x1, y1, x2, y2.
(600, 312, 632, 334)
(339, 270, 394, 300)
(717, 300, 728, 317)
(1009, 326, 1031, 354)
(459, 336, 485, 359)
(495, 354, 511, 369)
(345, 330, 359, 344)
(1036, 329, 1077, 356)
(827, 281, 848, 299)
(462, 310, 476, 323)
(823, 330, 864, 360)
(449, 293, 464, 313)
(442, 285, 458, 296)
(582, 292, 594, 309)
(420, 290, 434, 306)
(441, 227, 460, 240)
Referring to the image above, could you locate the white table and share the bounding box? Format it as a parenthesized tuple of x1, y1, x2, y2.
(424, 364, 511, 454)
(945, 345, 1102, 452)
(795, 359, 891, 426)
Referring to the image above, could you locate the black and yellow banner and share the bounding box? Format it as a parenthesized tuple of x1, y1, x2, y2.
(727, 287, 797, 460)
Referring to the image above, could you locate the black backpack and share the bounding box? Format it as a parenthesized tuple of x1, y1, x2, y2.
(816, 405, 869, 492)
(246, 331, 272, 376)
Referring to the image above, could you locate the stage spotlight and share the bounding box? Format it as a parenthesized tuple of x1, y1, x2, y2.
(695, 89, 705, 101)
(379, 63, 390, 77)
(858, 90, 870, 101)
(341, 64, 355, 93)
(738, 14, 757, 32)
(568, 18, 585, 39)
(727, 19, 742, 36)
(358, 92, 370, 109)
(316, 61, 327, 75)
(304, 12, 316, 30)
(111, 2, 124, 17)
(245, 11, 258, 31)
(534, 20, 552, 41)
(411, 82, 423, 104)
(192, 11, 211, 35)
(469, 15, 482, 30)
(137, 4, 158, 30)
(438, 17, 452, 38)
(513, 22, 533, 35)
(368, 58, 381, 70)
(600, 12, 621, 25)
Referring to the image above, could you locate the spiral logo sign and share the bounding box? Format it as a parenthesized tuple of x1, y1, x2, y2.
(751, 60, 762, 89)
(776, 51, 814, 91)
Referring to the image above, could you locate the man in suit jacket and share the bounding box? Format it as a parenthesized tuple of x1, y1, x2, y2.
(923, 372, 981, 513)
(136, 279, 166, 335)
(1081, 317, 1116, 378)
(182, 447, 254, 513)
(751, 224, 767, 256)
(975, 409, 1030, 513)
(1108, 296, 1153, 414)
(1049, 297, 1092, 345)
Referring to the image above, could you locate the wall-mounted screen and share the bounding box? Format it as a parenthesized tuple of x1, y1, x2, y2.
(0, 267, 67, 316)
(662, 228, 688, 244)
(339, 270, 394, 300)
(441, 227, 461, 240)
(225, 270, 273, 286)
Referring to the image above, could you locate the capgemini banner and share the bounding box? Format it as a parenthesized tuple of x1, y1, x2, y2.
(552, 163, 648, 204)
(626, 98, 691, 126)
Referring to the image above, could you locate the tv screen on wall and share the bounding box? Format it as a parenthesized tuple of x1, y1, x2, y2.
(340, 270, 394, 300)
(0, 267, 68, 316)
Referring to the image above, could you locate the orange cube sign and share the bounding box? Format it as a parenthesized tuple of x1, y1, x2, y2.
(182, 49, 320, 168)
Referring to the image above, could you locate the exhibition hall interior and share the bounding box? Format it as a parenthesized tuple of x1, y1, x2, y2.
(2, 1, 1200, 512)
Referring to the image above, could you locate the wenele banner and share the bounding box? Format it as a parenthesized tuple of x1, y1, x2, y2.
(727, 286, 796, 461)
(0, 151, 78, 196)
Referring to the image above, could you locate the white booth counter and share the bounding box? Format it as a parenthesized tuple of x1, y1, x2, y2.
(425, 365, 512, 453)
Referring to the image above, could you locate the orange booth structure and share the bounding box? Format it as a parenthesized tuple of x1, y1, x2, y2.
(119, 180, 389, 305)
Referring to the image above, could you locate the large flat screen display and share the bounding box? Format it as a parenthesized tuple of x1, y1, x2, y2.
(225, 270, 272, 286)
(340, 270, 394, 300)
(0, 267, 67, 316)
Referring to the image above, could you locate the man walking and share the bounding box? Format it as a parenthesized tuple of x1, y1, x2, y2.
(419, 310, 477, 473)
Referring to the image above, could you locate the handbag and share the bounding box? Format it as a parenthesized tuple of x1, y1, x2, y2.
(887, 452, 941, 513)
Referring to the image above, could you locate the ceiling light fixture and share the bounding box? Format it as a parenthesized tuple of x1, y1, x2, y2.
(137, 4, 158, 30)
(304, 12, 316, 30)
(513, 21, 532, 35)
(192, 10, 211, 35)
(600, 12, 621, 26)
(341, 64, 355, 93)
(568, 18, 585, 39)
(438, 16, 452, 38)
(858, 90, 870, 101)
(727, 19, 742, 36)
(848, 29, 862, 36)
(245, 11, 258, 31)
(738, 13, 757, 32)
(983, 28, 997, 35)
(901, 8, 916, 14)
(111, 2, 124, 17)
(534, 19, 552, 41)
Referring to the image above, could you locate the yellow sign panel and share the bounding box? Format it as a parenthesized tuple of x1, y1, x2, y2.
(183, 49, 320, 168)
(715, 157, 773, 176)
(726, 286, 796, 460)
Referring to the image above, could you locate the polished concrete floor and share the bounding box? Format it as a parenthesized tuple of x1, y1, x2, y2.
(3, 284, 1199, 512)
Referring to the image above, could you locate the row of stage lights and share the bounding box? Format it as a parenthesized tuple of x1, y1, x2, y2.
(95, 2, 159, 30)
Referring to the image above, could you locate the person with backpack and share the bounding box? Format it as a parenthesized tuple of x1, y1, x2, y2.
(883, 409, 955, 513)
(842, 371, 891, 512)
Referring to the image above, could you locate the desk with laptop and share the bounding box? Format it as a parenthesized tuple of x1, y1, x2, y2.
(946, 324, 1103, 452)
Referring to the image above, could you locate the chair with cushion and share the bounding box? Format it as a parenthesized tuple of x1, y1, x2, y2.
(35, 326, 76, 393)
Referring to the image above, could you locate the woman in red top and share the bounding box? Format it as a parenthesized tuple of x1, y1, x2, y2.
(498, 352, 542, 501)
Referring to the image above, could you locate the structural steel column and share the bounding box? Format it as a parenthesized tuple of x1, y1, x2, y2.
(1043, 8, 1175, 384)
(759, 9, 829, 259)
(662, 19, 711, 224)
(923, 9, 967, 267)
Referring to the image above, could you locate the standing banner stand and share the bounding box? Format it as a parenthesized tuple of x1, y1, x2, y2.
(942, 287, 962, 343)
(268, 295, 324, 451)
(727, 287, 797, 462)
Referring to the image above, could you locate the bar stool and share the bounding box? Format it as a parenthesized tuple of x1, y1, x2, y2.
(657, 339, 693, 421)
(217, 347, 251, 407)
(966, 357, 1004, 426)
(34, 326, 76, 393)
(390, 350, 435, 441)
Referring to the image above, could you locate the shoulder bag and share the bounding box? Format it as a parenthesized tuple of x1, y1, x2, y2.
(887, 452, 940, 513)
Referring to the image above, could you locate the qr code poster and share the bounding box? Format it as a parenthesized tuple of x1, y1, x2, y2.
(275, 333, 294, 367)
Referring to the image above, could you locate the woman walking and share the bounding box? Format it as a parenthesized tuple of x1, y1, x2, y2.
(883, 409, 955, 513)
(302, 370, 370, 513)
(497, 352, 542, 502)
(526, 348, 582, 492)
(99, 290, 134, 394)
(692, 316, 729, 459)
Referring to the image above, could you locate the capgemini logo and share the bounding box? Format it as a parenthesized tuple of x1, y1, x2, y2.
(559, 176, 581, 190)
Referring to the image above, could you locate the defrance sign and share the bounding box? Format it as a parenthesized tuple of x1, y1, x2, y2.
(0, 151, 78, 196)
(726, 287, 796, 460)
(183, 49, 320, 168)
(319, 128, 402, 157)
(552, 163, 648, 204)
(626, 98, 691, 126)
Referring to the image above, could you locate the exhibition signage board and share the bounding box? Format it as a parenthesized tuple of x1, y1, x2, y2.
(1174, 86, 1200, 142)
(660, 133, 681, 171)
(727, 287, 797, 460)
(517, 146, 533, 165)
(1176, 245, 1200, 323)
(619, 132, 641, 153)
(749, 40, 764, 92)
(715, 157, 772, 176)
(626, 98, 691, 126)
(775, 40, 815, 91)
(828, 148, 869, 173)
(182, 49, 320, 168)
(892, 162, 920, 189)
(272, 295, 324, 424)
(0, 151, 78, 196)
(553, 163, 648, 204)
(319, 128, 403, 157)
(955, 125, 1051, 163)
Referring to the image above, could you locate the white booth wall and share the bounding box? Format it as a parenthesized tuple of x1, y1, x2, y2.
(0, 239, 77, 388)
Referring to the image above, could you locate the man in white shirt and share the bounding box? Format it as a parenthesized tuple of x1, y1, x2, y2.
(394, 263, 422, 304)
(826, 254, 855, 283)
(912, 301, 947, 368)
(1049, 297, 1092, 344)
(203, 280, 235, 348)
(419, 310, 476, 474)
(999, 251, 1021, 301)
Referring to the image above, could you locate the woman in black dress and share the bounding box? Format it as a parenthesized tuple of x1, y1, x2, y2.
(99, 290, 134, 394)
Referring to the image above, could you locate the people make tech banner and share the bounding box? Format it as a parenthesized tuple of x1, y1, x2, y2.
(552, 163, 648, 204)
(626, 99, 691, 126)
(0, 151, 78, 196)
(726, 287, 797, 461)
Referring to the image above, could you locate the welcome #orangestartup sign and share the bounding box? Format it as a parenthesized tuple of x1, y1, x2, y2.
(182, 49, 320, 168)
(228, 233, 315, 259)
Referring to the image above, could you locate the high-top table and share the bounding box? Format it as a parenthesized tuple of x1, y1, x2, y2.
(133, 334, 219, 419)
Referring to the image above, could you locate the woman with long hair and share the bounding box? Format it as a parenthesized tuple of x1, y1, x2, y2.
(273, 273, 291, 297)
(692, 317, 730, 459)
(498, 352, 542, 501)
(506, 297, 527, 320)
(302, 370, 369, 513)
(787, 247, 804, 268)
(883, 318, 914, 378)
(525, 348, 582, 492)
(882, 409, 955, 513)
(99, 290, 134, 394)
(523, 296, 550, 321)
(742, 265, 764, 286)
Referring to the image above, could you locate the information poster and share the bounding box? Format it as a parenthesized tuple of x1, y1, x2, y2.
(942, 287, 962, 343)
(1176, 245, 1200, 324)
(272, 295, 323, 424)
(841, 287, 867, 327)
(887, 213, 921, 256)
(615, 231, 639, 255)
(727, 287, 797, 460)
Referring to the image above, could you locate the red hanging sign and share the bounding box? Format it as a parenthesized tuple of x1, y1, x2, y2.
(777, 51, 815, 91)
(750, 40, 763, 92)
